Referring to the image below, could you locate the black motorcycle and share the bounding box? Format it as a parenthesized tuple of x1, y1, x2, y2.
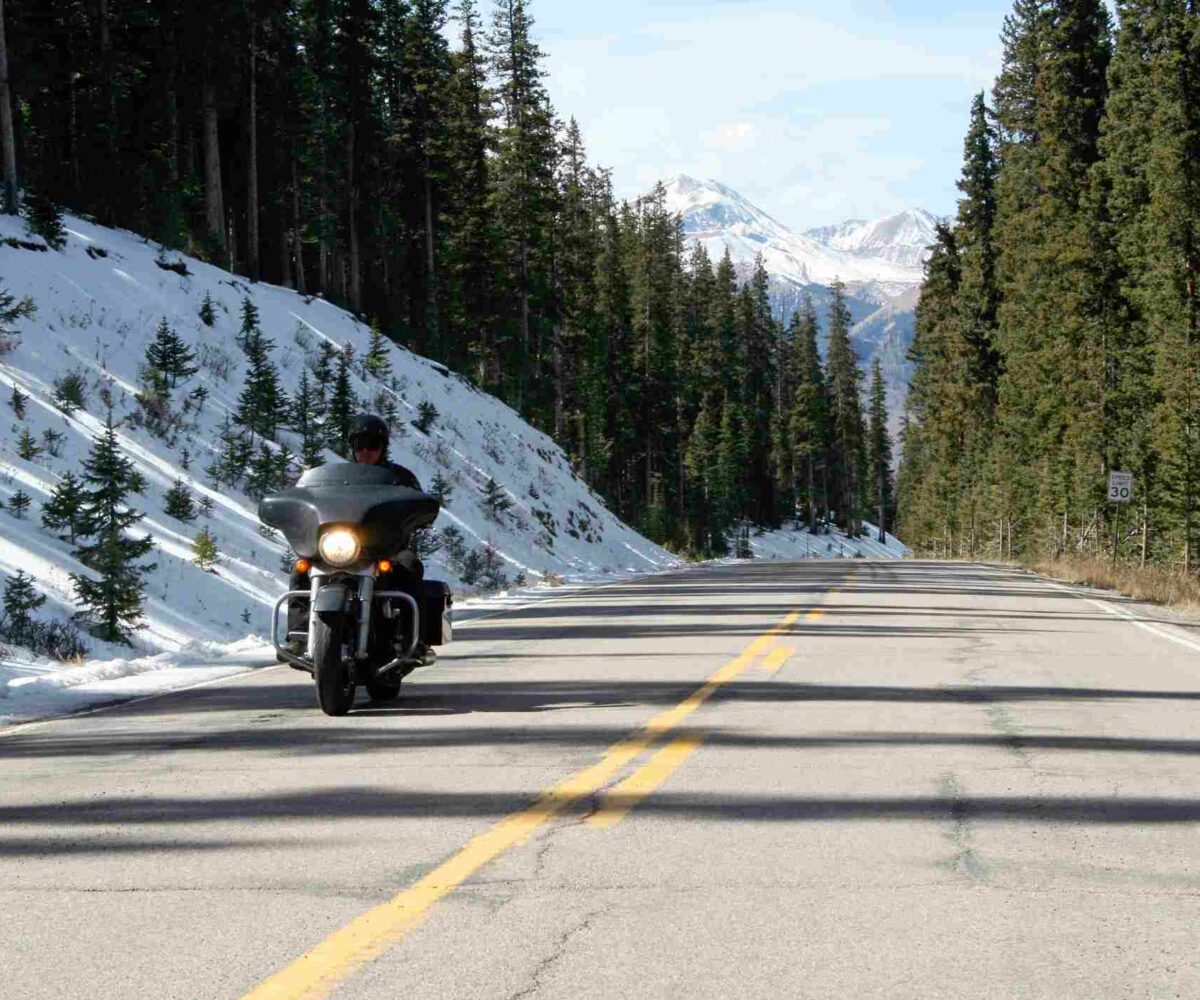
(259, 462, 452, 716)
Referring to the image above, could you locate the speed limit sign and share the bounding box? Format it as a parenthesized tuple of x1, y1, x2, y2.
(1108, 470, 1134, 504)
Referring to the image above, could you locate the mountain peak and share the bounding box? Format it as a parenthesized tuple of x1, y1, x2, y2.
(655, 175, 934, 296)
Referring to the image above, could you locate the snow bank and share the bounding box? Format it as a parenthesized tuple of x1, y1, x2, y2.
(0, 211, 684, 722)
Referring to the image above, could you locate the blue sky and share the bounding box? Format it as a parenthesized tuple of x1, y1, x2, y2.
(533, 1, 1014, 229)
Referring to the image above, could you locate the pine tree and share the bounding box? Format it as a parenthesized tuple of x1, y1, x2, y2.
(235, 327, 285, 439)
(788, 296, 829, 532)
(52, 371, 87, 414)
(245, 443, 280, 500)
(237, 298, 261, 353)
(9, 383, 26, 418)
(291, 370, 325, 468)
(326, 345, 357, 455)
(163, 479, 197, 521)
(824, 280, 866, 535)
(198, 494, 216, 519)
(363, 324, 393, 380)
(0, 284, 34, 348)
(23, 185, 67, 250)
(8, 488, 30, 518)
(481, 541, 507, 591)
(429, 470, 454, 506)
(146, 318, 198, 387)
(207, 415, 252, 488)
(193, 525, 219, 570)
(414, 400, 438, 433)
(866, 359, 894, 541)
(41, 428, 65, 457)
(71, 418, 156, 643)
(481, 477, 513, 519)
(42, 472, 88, 543)
(2, 570, 46, 646)
(199, 293, 217, 327)
(17, 427, 42, 461)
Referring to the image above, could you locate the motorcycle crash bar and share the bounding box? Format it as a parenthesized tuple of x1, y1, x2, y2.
(271, 590, 316, 673)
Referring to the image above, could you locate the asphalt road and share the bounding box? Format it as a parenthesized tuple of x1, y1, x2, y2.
(4, 560, 1200, 1000)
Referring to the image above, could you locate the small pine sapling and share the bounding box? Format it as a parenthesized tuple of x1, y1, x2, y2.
(414, 401, 438, 434)
(429, 471, 453, 507)
(8, 490, 31, 519)
(17, 427, 42, 461)
(41, 429, 65, 458)
(363, 324, 393, 380)
(481, 543, 508, 592)
(51, 372, 87, 413)
(1, 570, 46, 646)
(163, 479, 197, 521)
(459, 548, 484, 586)
(198, 494, 216, 518)
(23, 186, 67, 250)
(9, 384, 27, 419)
(439, 525, 467, 570)
(0, 285, 36, 353)
(193, 525, 219, 570)
(481, 477, 513, 520)
(199, 293, 217, 327)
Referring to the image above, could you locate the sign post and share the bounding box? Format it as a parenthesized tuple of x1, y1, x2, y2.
(1109, 471, 1134, 567)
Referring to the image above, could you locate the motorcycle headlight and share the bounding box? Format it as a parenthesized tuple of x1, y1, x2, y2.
(318, 527, 361, 566)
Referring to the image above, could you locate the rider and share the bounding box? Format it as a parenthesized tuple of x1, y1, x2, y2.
(285, 413, 433, 663)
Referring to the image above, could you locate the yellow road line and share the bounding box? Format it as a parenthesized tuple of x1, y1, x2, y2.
(761, 646, 796, 677)
(240, 611, 800, 1000)
(586, 733, 705, 829)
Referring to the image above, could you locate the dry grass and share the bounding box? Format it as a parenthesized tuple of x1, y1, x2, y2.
(1024, 555, 1200, 615)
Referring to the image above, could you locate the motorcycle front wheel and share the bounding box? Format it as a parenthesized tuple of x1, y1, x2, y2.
(313, 611, 356, 716)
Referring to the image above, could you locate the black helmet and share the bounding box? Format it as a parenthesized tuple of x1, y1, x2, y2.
(348, 413, 389, 456)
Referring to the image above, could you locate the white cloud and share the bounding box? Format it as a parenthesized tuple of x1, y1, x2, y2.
(542, 5, 1007, 228)
(705, 122, 760, 151)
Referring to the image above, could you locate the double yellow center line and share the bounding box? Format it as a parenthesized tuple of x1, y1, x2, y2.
(243, 599, 829, 1000)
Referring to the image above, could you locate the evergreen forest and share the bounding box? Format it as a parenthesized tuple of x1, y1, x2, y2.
(0, 0, 894, 557)
(899, 0, 1200, 573)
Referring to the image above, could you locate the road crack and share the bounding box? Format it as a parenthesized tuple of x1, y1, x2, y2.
(939, 772, 988, 882)
(505, 908, 605, 1000)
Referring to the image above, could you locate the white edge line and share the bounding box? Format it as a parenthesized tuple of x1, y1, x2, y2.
(1041, 578, 1200, 656)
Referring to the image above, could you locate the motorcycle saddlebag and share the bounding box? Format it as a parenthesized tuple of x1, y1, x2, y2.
(420, 580, 452, 646)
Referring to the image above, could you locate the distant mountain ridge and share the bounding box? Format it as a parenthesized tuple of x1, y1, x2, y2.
(661, 174, 937, 302)
(657, 174, 937, 435)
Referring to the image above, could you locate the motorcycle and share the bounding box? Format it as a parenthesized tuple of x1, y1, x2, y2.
(259, 462, 452, 716)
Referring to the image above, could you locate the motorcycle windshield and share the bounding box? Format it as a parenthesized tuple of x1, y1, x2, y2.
(258, 462, 439, 559)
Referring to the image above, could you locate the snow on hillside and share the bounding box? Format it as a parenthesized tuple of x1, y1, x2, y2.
(661, 175, 930, 301)
(0, 211, 681, 722)
(746, 522, 909, 562)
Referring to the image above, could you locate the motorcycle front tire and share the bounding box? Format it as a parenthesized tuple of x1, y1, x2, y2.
(313, 611, 356, 716)
(366, 677, 402, 703)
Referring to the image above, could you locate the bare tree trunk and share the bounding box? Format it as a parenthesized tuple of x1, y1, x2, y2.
(424, 168, 438, 348)
(291, 157, 306, 294)
(0, 0, 16, 213)
(202, 72, 226, 249)
(245, 5, 260, 279)
(347, 123, 361, 313)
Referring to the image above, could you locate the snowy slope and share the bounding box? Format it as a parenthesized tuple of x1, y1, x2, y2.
(661, 175, 934, 301)
(745, 522, 909, 562)
(0, 211, 682, 719)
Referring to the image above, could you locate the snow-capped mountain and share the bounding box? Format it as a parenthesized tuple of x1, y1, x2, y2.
(658, 175, 937, 435)
(804, 209, 940, 270)
(661, 175, 937, 302)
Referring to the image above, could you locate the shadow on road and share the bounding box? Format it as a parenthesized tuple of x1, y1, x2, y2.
(7, 783, 1200, 857)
